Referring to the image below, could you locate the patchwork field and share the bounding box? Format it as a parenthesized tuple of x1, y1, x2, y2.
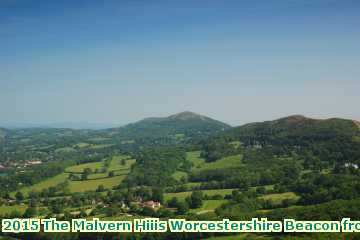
(13, 155, 135, 197)
(186, 151, 243, 172)
(0, 205, 27, 215)
(189, 199, 228, 214)
(259, 192, 299, 204)
(165, 188, 235, 201)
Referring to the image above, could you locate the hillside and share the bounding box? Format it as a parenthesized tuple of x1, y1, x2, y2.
(107, 111, 231, 140)
(225, 115, 360, 146)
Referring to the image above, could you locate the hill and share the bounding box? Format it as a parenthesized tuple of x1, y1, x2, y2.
(228, 115, 359, 144)
(107, 111, 231, 140)
(201, 115, 360, 166)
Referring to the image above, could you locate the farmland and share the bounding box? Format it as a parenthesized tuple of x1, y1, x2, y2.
(13, 155, 135, 196)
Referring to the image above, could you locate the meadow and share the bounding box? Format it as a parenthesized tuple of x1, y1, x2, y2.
(13, 155, 135, 197)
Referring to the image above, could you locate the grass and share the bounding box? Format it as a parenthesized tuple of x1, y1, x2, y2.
(189, 200, 228, 214)
(15, 173, 69, 197)
(259, 192, 299, 204)
(0, 205, 27, 215)
(196, 154, 243, 172)
(88, 137, 111, 142)
(165, 189, 236, 201)
(68, 175, 126, 192)
(55, 147, 76, 153)
(186, 151, 205, 168)
(15, 154, 136, 196)
(108, 155, 134, 172)
(172, 171, 188, 181)
(89, 144, 115, 149)
(65, 161, 103, 173)
(186, 151, 243, 172)
(73, 142, 90, 148)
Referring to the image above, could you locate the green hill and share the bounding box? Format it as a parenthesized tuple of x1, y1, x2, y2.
(107, 111, 231, 139)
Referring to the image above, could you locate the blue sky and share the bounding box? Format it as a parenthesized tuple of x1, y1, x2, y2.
(0, 0, 359, 127)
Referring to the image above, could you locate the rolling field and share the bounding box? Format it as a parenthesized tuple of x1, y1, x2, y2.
(190, 200, 228, 214)
(165, 189, 235, 201)
(15, 173, 69, 197)
(0, 205, 27, 215)
(14, 155, 135, 197)
(259, 192, 299, 204)
(66, 161, 103, 173)
(195, 154, 243, 171)
(68, 175, 126, 192)
(186, 151, 243, 172)
(186, 151, 205, 168)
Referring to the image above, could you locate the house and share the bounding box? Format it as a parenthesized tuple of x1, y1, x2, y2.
(142, 200, 161, 209)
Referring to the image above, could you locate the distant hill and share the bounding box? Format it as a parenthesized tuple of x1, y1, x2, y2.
(108, 111, 231, 139)
(201, 115, 360, 163)
(229, 115, 360, 141)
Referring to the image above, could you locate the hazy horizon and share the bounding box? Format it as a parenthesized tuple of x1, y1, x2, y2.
(1, 0, 359, 127)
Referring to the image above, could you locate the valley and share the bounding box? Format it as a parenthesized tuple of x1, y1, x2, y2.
(0, 112, 360, 239)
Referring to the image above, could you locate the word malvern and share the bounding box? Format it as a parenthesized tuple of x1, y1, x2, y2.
(3, 218, 360, 233)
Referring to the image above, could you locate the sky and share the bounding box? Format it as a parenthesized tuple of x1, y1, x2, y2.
(0, 0, 359, 127)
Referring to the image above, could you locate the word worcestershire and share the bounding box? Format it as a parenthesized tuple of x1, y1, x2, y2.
(2, 218, 360, 233)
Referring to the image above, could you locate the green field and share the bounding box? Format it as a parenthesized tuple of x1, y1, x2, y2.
(66, 161, 103, 173)
(190, 200, 228, 214)
(0, 205, 27, 215)
(187, 151, 205, 168)
(15, 173, 69, 197)
(55, 147, 76, 153)
(186, 151, 243, 172)
(14, 155, 135, 197)
(165, 189, 235, 201)
(73, 142, 90, 148)
(196, 154, 243, 171)
(68, 175, 126, 192)
(172, 171, 188, 181)
(259, 192, 299, 204)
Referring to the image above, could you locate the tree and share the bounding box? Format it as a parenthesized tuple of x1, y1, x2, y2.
(23, 207, 37, 218)
(189, 191, 203, 208)
(96, 185, 105, 192)
(176, 201, 189, 215)
(15, 191, 24, 201)
(152, 188, 164, 203)
(167, 197, 179, 208)
(121, 159, 126, 166)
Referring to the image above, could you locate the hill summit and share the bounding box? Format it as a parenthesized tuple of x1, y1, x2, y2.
(110, 111, 231, 139)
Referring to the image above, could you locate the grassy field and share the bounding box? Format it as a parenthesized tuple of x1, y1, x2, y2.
(0, 205, 27, 215)
(186, 151, 243, 172)
(15, 173, 69, 197)
(55, 147, 76, 153)
(89, 144, 115, 149)
(68, 175, 126, 192)
(108, 155, 134, 172)
(172, 171, 188, 181)
(259, 192, 299, 204)
(73, 142, 90, 148)
(190, 200, 228, 214)
(186, 151, 205, 168)
(15, 155, 135, 197)
(65, 161, 103, 173)
(196, 154, 243, 171)
(165, 189, 235, 201)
